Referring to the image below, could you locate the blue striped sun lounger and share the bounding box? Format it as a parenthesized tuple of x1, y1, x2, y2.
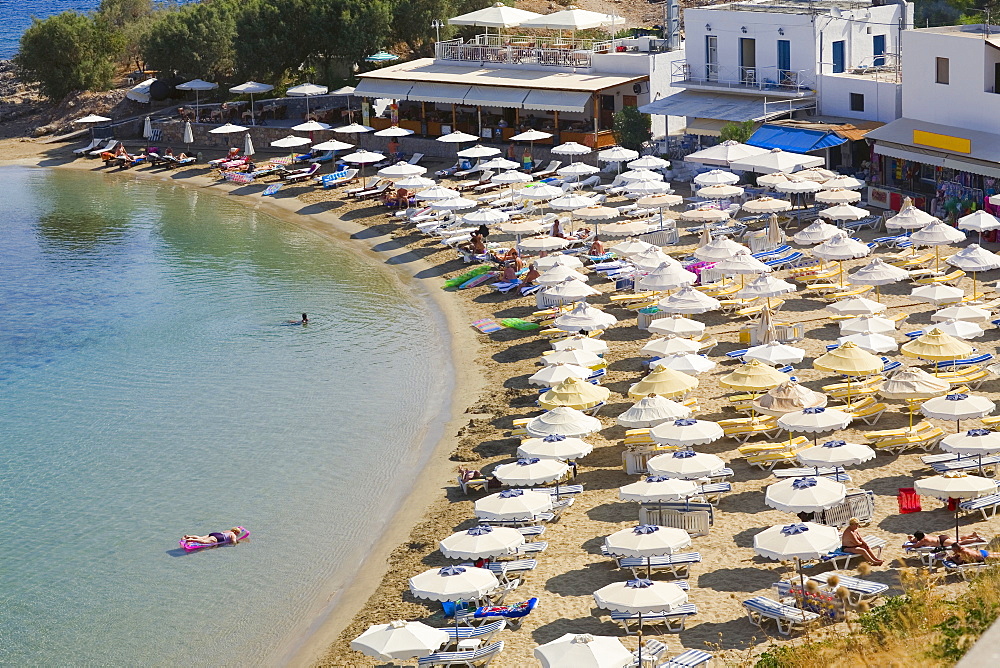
(611, 604, 698, 633)
(742, 596, 820, 635)
(662, 649, 713, 668)
(809, 572, 888, 604)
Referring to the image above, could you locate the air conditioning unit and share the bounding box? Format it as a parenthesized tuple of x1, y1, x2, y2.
(632, 81, 650, 95)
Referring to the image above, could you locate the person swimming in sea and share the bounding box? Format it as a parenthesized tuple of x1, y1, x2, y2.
(286, 313, 308, 325)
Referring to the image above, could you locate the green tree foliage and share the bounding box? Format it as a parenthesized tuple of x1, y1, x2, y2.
(612, 106, 651, 151)
(141, 1, 239, 79)
(97, 0, 153, 28)
(15, 12, 122, 100)
(719, 120, 756, 143)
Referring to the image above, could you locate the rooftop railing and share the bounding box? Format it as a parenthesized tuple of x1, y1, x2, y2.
(671, 61, 815, 94)
(435, 37, 594, 68)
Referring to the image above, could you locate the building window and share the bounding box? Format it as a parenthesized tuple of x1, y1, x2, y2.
(832, 41, 845, 73)
(850, 93, 865, 112)
(936, 57, 949, 84)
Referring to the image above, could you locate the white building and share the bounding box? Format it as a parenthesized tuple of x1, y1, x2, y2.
(642, 0, 911, 135)
(866, 24, 1000, 214)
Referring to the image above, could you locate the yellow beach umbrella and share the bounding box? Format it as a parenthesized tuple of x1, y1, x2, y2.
(718, 359, 788, 392)
(539, 376, 611, 411)
(901, 328, 974, 362)
(814, 341, 884, 407)
(628, 367, 698, 400)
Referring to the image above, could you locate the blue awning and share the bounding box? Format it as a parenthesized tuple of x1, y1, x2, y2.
(747, 124, 847, 153)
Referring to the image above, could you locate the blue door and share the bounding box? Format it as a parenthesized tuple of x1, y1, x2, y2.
(777, 39, 791, 84)
(832, 41, 845, 74)
(873, 35, 886, 67)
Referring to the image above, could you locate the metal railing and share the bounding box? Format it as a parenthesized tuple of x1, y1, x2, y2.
(435, 38, 593, 68)
(671, 61, 815, 93)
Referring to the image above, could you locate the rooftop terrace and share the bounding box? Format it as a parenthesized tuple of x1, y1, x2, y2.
(700, 0, 874, 14)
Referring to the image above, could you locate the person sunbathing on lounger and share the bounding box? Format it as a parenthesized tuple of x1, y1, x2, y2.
(589, 237, 605, 256)
(501, 262, 518, 281)
(523, 263, 541, 285)
(842, 518, 883, 565)
(907, 531, 984, 549)
(948, 543, 997, 564)
(458, 231, 487, 255)
(183, 527, 243, 545)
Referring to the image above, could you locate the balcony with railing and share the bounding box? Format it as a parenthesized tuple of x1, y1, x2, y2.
(434, 34, 668, 70)
(671, 61, 816, 98)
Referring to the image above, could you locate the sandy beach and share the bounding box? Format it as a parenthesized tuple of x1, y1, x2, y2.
(6, 136, 1000, 667)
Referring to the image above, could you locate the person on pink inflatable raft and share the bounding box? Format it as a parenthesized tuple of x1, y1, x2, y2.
(182, 527, 244, 546)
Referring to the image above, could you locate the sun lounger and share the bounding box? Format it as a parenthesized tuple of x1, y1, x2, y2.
(456, 171, 495, 191)
(661, 649, 714, 668)
(807, 572, 889, 605)
(743, 596, 821, 635)
(872, 428, 945, 455)
(959, 492, 1000, 520)
(818, 535, 887, 569)
(931, 456, 1000, 475)
(513, 485, 583, 498)
(811, 490, 876, 529)
(88, 139, 119, 157)
(773, 467, 852, 483)
(442, 620, 505, 648)
(637, 509, 711, 536)
(915, 269, 966, 285)
(738, 436, 808, 456)
(696, 482, 731, 504)
(73, 137, 103, 156)
(532, 161, 562, 178)
(848, 401, 887, 425)
(611, 604, 698, 634)
(457, 599, 537, 629)
(939, 555, 992, 580)
(746, 445, 811, 470)
(418, 641, 505, 668)
(606, 550, 702, 579)
(867, 421, 934, 442)
(936, 354, 994, 369)
(725, 421, 782, 443)
(354, 181, 391, 200)
(320, 169, 359, 189)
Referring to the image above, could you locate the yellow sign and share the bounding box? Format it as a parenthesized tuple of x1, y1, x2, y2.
(913, 129, 971, 154)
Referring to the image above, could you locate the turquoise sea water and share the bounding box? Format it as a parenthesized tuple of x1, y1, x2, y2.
(0, 166, 450, 665)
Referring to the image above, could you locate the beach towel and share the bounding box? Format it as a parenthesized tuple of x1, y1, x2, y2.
(262, 184, 282, 197)
(471, 319, 503, 334)
(499, 318, 539, 331)
(474, 598, 538, 619)
(443, 265, 491, 289)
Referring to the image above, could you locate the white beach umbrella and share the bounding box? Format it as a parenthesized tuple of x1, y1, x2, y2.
(694, 169, 740, 187)
(742, 197, 793, 215)
(378, 163, 426, 179)
(409, 565, 499, 603)
(518, 434, 594, 461)
(946, 244, 1000, 298)
(616, 395, 692, 428)
(457, 145, 501, 159)
(814, 188, 862, 204)
(552, 334, 609, 355)
(229, 81, 274, 127)
(243, 133, 255, 157)
(641, 336, 701, 357)
(271, 135, 312, 148)
(753, 522, 840, 561)
(828, 297, 887, 317)
(558, 162, 600, 178)
(525, 407, 602, 438)
(550, 193, 598, 210)
(528, 363, 592, 387)
(598, 146, 640, 163)
(942, 428, 1000, 456)
(311, 139, 354, 151)
(604, 525, 692, 580)
(650, 418, 724, 447)
(436, 131, 480, 143)
(541, 277, 601, 302)
(797, 439, 876, 472)
(620, 169, 664, 183)
(775, 179, 821, 195)
(500, 221, 547, 240)
(474, 488, 553, 521)
(542, 349, 604, 368)
(351, 620, 448, 661)
(744, 341, 806, 366)
(439, 525, 525, 560)
(462, 209, 508, 226)
(208, 122, 248, 134)
(646, 450, 726, 479)
(658, 287, 721, 314)
(285, 83, 329, 117)
(822, 175, 865, 190)
(74, 113, 111, 124)
(535, 254, 585, 271)
(792, 220, 840, 245)
(848, 259, 910, 301)
(600, 221, 656, 237)
(932, 305, 993, 324)
(630, 248, 678, 273)
(679, 206, 731, 223)
(629, 155, 671, 170)
(494, 457, 570, 487)
(535, 265, 588, 286)
(737, 274, 794, 301)
(510, 129, 553, 142)
(730, 148, 823, 174)
(686, 140, 768, 167)
(624, 181, 671, 197)
(886, 201, 938, 230)
(482, 158, 521, 172)
(292, 120, 331, 132)
(429, 196, 477, 211)
(838, 316, 897, 338)
(648, 316, 705, 338)
(637, 263, 697, 292)
(177, 78, 218, 115)
(609, 238, 656, 257)
(765, 476, 847, 514)
(518, 184, 565, 201)
(715, 253, 773, 276)
(552, 141, 593, 157)
(915, 472, 997, 542)
(921, 393, 995, 431)
(756, 172, 791, 188)
(933, 319, 985, 340)
(813, 232, 871, 263)
(448, 2, 541, 28)
(553, 302, 617, 331)
(373, 126, 415, 137)
(911, 284, 965, 306)
(837, 332, 898, 353)
(697, 184, 744, 200)
(342, 149, 385, 163)
(778, 407, 853, 442)
(593, 578, 688, 617)
(534, 633, 632, 668)
(958, 210, 1000, 239)
(819, 204, 869, 222)
(182, 121, 194, 146)
(419, 186, 461, 201)
(331, 122, 374, 136)
(619, 475, 699, 503)
(650, 353, 716, 375)
(692, 237, 750, 261)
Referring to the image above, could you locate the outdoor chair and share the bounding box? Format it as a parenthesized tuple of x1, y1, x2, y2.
(417, 641, 504, 668)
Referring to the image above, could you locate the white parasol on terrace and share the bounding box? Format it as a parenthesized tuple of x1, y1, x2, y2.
(694, 169, 740, 186)
(685, 140, 767, 167)
(814, 188, 861, 204)
(730, 148, 823, 174)
(177, 78, 218, 116)
(448, 2, 542, 32)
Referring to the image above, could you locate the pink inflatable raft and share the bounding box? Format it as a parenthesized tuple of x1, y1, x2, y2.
(179, 527, 250, 551)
